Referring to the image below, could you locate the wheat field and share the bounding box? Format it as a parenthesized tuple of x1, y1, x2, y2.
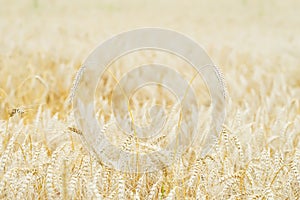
(0, 0, 300, 199)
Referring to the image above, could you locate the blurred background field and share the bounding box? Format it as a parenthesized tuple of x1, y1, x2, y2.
(0, 0, 299, 199)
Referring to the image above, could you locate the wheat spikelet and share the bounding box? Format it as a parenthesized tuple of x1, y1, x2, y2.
(78, 155, 91, 197)
(92, 168, 103, 199)
(220, 170, 244, 198)
(213, 65, 228, 99)
(68, 168, 80, 198)
(61, 159, 68, 200)
(282, 172, 294, 198)
(54, 152, 71, 198)
(134, 174, 145, 200)
(121, 134, 136, 152)
(273, 152, 283, 172)
(149, 135, 167, 147)
(292, 148, 300, 185)
(68, 64, 86, 105)
(16, 171, 33, 200)
(3, 168, 18, 199)
(118, 174, 125, 200)
(147, 174, 163, 200)
(0, 128, 20, 173)
(31, 144, 41, 167)
(222, 127, 230, 153)
(245, 166, 254, 187)
(223, 125, 245, 165)
(66, 154, 82, 198)
(45, 144, 66, 199)
(0, 168, 16, 196)
(107, 173, 119, 199)
(261, 149, 271, 176)
(291, 181, 300, 199)
(101, 167, 111, 196)
(187, 159, 202, 188)
(231, 135, 245, 163)
(46, 162, 55, 200)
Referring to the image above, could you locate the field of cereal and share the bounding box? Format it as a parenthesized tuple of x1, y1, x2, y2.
(0, 0, 299, 199)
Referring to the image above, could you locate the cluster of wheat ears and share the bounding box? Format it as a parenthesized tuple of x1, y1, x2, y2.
(0, 0, 300, 199)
